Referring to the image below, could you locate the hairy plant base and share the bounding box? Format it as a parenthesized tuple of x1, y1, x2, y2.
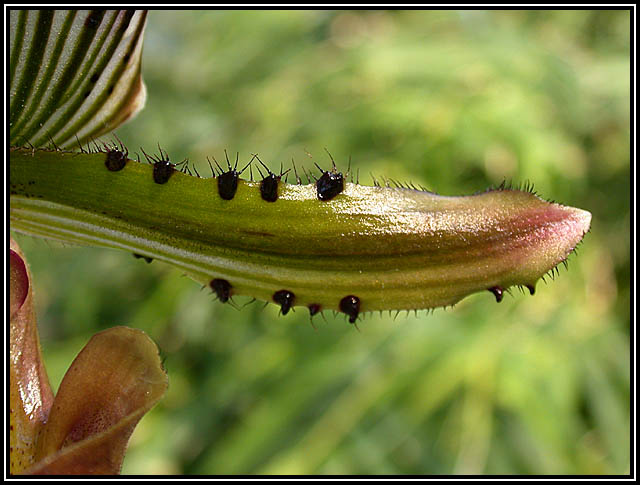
(9, 147, 591, 322)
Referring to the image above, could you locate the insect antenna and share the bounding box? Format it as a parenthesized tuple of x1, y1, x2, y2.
(223, 149, 232, 170)
(113, 133, 126, 153)
(206, 156, 216, 178)
(140, 146, 155, 164)
(175, 158, 189, 174)
(324, 147, 336, 171)
(211, 155, 224, 175)
(253, 154, 271, 175)
(301, 165, 313, 184)
(157, 143, 167, 161)
(239, 154, 257, 175)
(291, 158, 302, 184)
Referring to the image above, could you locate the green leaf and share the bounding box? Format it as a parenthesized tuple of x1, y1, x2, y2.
(10, 147, 591, 318)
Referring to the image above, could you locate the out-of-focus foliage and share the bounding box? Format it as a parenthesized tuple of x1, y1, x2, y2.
(14, 10, 630, 475)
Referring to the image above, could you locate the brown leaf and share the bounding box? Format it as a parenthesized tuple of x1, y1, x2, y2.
(29, 326, 168, 475)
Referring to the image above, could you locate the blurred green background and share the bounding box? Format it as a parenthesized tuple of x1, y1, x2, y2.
(13, 10, 630, 475)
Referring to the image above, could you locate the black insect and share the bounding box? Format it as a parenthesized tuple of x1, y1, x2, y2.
(488, 286, 504, 303)
(260, 173, 279, 202)
(310, 149, 345, 201)
(315, 166, 344, 201)
(339, 295, 360, 324)
(142, 146, 175, 184)
(105, 149, 127, 171)
(103, 136, 128, 171)
(308, 303, 321, 317)
(253, 155, 291, 203)
(273, 290, 295, 315)
(210, 278, 232, 303)
(211, 151, 253, 201)
(218, 171, 239, 200)
(132, 253, 152, 263)
(153, 161, 174, 184)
